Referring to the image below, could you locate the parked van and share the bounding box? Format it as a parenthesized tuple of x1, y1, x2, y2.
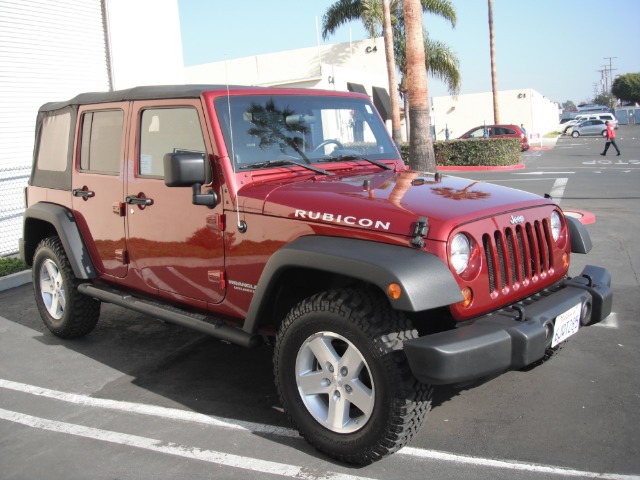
(564, 113, 617, 134)
(575, 112, 617, 126)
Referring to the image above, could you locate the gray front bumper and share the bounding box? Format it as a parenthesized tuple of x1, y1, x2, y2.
(403, 265, 613, 385)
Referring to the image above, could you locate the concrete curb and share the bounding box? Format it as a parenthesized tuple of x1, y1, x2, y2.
(0, 269, 32, 292)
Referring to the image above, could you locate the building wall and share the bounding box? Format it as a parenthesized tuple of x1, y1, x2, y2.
(185, 37, 395, 135)
(432, 88, 560, 141)
(0, 0, 184, 255)
(0, 0, 111, 169)
(185, 37, 388, 88)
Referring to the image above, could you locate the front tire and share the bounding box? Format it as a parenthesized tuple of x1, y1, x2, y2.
(274, 289, 432, 465)
(33, 236, 100, 338)
(571, 131, 580, 138)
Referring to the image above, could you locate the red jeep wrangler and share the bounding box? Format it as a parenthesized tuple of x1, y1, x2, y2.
(21, 85, 612, 464)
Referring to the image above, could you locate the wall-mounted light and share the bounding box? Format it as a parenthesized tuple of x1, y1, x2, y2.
(365, 46, 378, 54)
(328, 76, 334, 84)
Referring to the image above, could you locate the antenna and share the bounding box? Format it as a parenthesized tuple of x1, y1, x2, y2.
(225, 57, 247, 233)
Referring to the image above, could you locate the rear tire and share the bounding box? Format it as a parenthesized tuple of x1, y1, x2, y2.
(274, 288, 432, 465)
(601, 130, 607, 137)
(33, 236, 100, 338)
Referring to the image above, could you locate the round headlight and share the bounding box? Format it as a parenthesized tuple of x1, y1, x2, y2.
(550, 211, 562, 241)
(451, 233, 471, 274)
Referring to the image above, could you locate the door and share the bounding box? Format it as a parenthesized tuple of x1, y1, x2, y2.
(72, 104, 129, 278)
(125, 100, 226, 305)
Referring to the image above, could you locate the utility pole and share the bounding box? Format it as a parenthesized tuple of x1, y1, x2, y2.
(596, 68, 607, 94)
(603, 56, 617, 93)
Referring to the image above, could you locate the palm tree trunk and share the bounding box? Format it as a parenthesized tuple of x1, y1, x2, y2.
(403, 0, 435, 172)
(381, 0, 402, 143)
(488, 0, 500, 124)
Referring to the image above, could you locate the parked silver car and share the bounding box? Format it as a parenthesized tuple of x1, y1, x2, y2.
(569, 119, 608, 138)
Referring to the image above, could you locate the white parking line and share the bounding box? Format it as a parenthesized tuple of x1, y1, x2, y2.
(0, 408, 373, 480)
(400, 447, 639, 480)
(0, 378, 297, 438)
(550, 177, 568, 204)
(1, 379, 638, 479)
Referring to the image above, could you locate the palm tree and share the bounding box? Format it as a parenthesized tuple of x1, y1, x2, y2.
(322, 0, 460, 155)
(402, 0, 432, 171)
(488, 0, 500, 124)
(381, 0, 402, 142)
(395, 33, 460, 142)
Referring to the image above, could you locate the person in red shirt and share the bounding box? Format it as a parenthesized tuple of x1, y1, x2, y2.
(600, 121, 621, 156)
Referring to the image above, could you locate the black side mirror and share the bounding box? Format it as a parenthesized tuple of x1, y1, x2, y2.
(164, 152, 217, 208)
(164, 152, 206, 187)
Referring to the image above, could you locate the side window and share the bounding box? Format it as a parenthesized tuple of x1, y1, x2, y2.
(139, 107, 206, 177)
(36, 111, 71, 172)
(502, 128, 516, 135)
(79, 110, 124, 174)
(468, 128, 484, 138)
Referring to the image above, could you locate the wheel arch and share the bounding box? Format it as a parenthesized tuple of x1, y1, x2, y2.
(243, 236, 462, 334)
(22, 203, 97, 279)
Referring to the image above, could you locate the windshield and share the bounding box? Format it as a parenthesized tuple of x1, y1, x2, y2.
(214, 94, 400, 171)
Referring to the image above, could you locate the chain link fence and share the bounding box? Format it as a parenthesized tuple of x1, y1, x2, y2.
(1, 165, 30, 257)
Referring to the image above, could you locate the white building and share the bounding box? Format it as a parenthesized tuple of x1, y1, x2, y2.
(0, 0, 184, 170)
(184, 37, 395, 134)
(432, 89, 561, 142)
(0, 0, 184, 255)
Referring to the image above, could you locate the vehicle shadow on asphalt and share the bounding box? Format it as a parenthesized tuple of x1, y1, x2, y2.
(2, 283, 490, 451)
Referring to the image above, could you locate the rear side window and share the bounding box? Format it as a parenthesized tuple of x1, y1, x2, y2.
(79, 110, 124, 174)
(36, 111, 71, 172)
(139, 107, 206, 177)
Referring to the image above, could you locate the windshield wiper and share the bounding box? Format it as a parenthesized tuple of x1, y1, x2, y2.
(239, 159, 332, 175)
(323, 154, 393, 170)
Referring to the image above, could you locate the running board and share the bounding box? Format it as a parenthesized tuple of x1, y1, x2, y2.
(78, 284, 262, 348)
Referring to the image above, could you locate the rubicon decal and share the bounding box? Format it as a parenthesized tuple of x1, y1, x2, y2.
(294, 209, 391, 231)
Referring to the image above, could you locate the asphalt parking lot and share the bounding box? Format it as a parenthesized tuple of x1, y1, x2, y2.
(1, 126, 639, 479)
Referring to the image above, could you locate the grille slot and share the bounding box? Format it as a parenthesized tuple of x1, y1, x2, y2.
(482, 220, 554, 294)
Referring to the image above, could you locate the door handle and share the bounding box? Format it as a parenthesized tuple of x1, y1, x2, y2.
(125, 195, 153, 206)
(72, 188, 95, 199)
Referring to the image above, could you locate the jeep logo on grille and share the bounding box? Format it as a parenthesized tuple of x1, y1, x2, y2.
(510, 215, 525, 225)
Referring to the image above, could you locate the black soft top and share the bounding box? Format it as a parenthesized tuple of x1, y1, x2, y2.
(38, 84, 259, 112)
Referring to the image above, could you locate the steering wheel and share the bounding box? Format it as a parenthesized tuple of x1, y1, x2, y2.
(313, 139, 345, 153)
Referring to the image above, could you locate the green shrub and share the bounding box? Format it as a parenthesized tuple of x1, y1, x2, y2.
(0, 257, 29, 277)
(400, 138, 522, 168)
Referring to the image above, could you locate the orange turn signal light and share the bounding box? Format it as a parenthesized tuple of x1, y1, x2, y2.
(387, 283, 402, 300)
(460, 287, 473, 308)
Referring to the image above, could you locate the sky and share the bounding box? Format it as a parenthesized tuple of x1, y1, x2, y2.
(178, 0, 640, 106)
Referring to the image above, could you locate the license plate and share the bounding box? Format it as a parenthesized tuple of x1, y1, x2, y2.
(552, 304, 581, 347)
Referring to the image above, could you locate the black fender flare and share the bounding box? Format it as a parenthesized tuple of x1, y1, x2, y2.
(242, 236, 462, 333)
(566, 215, 592, 254)
(23, 203, 96, 279)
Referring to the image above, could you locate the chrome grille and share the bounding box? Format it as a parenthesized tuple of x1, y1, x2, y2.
(483, 220, 553, 294)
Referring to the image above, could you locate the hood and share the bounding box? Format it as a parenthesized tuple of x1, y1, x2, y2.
(239, 170, 553, 241)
